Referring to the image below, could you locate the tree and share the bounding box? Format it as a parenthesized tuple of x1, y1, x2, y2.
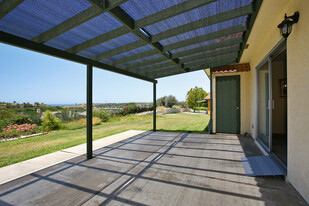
(156, 95, 178, 107)
(156, 96, 166, 106)
(186, 86, 207, 112)
(167, 95, 178, 107)
(42, 110, 62, 131)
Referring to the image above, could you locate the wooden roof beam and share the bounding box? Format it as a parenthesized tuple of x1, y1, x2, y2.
(108, 49, 157, 66)
(179, 46, 239, 63)
(172, 37, 243, 59)
(151, 4, 253, 42)
(135, 0, 217, 28)
(0, 0, 24, 20)
(150, 59, 237, 79)
(104, 5, 185, 70)
(32, 0, 128, 43)
(91, 40, 146, 60)
(164, 24, 246, 51)
(106, 24, 245, 66)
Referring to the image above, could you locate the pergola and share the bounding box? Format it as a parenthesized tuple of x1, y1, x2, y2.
(0, 0, 262, 159)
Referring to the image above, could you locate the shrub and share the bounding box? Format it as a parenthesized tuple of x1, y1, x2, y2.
(121, 103, 153, 115)
(42, 110, 62, 131)
(156, 106, 167, 113)
(0, 113, 32, 130)
(93, 109, 110, 122)
(33, 126, 46, 133)
(92, 117, 102, 126)
(157, 95, 178, 107)
(195, 107, 208, 111)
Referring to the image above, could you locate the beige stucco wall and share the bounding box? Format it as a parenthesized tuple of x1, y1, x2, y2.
(211, 71, 251, 134)
(239, 0, 309, 202)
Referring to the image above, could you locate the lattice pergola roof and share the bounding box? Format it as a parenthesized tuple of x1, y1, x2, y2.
(0, 0, 262, 83)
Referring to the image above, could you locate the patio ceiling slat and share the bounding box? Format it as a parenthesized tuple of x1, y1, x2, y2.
(65, 0, 218, 56)
(130, 61, 174, 73)
(151, 4, 253, 42)
(123, 56, 166, 70)
(102, 3, 185, 71)
(164, 24, 247, 51)
(172, 37, 243, 59)
(31, 0, 128, 44)
(238, 0, 263, 62)
(144, 53, 238, 77)
(134, 43, 241, 75)
(105, 24, 245, 66)
(125, 47, 238, 70)
(31, 7, 102, 44)
(0, 0, 24, 20)
(179, 47, 240, 64)
(189, 59, 238, 72)
(91, 40, 146, 60)
(149, 59, 237, 79)
(134, 50, 239, 74)
(109, 49, 157, 66)
(135, 0, 217, 29)
(184, 53, 239, 68)
(66, 26, 129, 54)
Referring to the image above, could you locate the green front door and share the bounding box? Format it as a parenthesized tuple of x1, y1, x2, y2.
(216, 75, 240, 133)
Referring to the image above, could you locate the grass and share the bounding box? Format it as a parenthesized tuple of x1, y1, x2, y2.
(0, 113, 209, 167)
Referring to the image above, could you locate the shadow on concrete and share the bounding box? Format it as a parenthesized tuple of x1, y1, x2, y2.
(0, 132, 307, 205)
(237, 134, 307, 205)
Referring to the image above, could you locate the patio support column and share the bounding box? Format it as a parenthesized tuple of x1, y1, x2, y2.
(210, 68, 213, 134)
(153, 82, 156, 132)
(87, 64, 93, 159)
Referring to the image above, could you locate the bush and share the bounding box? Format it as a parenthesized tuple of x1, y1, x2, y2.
(42, 110, 62, 131)
(195, 107, 208, 111)
(33, 126, 46, 133)
(121, 103, 153, 115)
(93, 109, 110, 122)
(0, 112, 32, 130)
(157, 95, 178, 107)
(92, 117, 102, 126)
(156, 106, 167, 113)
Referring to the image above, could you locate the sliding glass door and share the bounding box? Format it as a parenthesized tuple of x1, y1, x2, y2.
(257, 60, 271, 149)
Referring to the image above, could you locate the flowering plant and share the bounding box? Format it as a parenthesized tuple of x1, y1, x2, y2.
(0, 123, 38, 139)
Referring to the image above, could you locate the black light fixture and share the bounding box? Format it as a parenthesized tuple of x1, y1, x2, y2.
(277, 12, 300, 38)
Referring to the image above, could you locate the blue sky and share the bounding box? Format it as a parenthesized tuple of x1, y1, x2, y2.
(0, 43, 210, 104)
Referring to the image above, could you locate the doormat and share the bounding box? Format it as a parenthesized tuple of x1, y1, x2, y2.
(241, 156, 286, 176)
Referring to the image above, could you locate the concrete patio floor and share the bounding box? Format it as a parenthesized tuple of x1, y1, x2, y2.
(0, 131, 307, 205)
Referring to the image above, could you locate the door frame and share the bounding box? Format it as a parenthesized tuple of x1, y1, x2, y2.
(256, 39, 287, 165)
(215, 75, 241, 134)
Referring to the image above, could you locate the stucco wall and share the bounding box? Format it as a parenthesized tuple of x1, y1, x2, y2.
(286, 1, 309, 203)
(212, 71, 251, 134)
(239, 0, 309, 202)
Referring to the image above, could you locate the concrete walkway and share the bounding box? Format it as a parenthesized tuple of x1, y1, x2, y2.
(0, 130, 145, 185)
(0, 132, 307, 205)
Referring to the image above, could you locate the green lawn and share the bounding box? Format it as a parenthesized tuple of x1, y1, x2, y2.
(0, 113, 209, 167)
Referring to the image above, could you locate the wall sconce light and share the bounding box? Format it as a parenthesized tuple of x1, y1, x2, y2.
(277, 12, 300, 38)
